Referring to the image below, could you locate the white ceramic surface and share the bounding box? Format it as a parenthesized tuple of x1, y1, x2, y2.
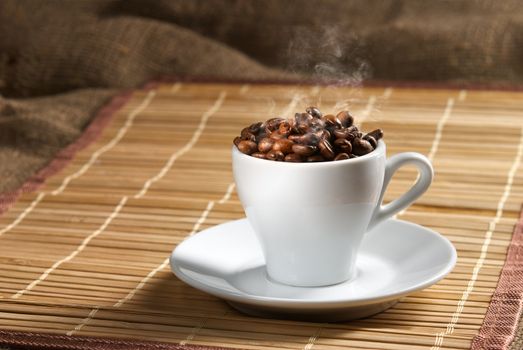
(232, 141, 433, 286)
(170, 218, 457, 322)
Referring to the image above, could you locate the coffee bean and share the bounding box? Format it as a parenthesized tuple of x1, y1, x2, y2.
(306, 155, 325, 162)
(306, 133, 322, 145)
(288, 117, 300, 134)
(265, 118, 285, 132)
(333, 127, 352, 139)
(363, 134, 377, 148)
(238, 140, 258, 155)
(334, 153, 350, 161)
(278, 121, 291, 136)
(248, 122, 263, 134)
(336, 111, 354, 127)
(318, 138, 335, 160)
(255, 131, 267, 143)
(288, 134, 300, 143)
(284, 153, 302, 162)
(267, 150, 285, 161)
(295, 113, 314, 133)
(334, 138, 352, 153)
(366, 129, 384, 140)
(289, 133, 320, 145)
(297, 124, 311, 134)
(352, 138, 374, 156)
(345, 126, 359, 141)
(269, 131, 287, 140)
(310, 118, 326, 131)
(292, 144, 317, 156)
(258, 137, 274, 153)
(251, 152, 267, 159)
(240, 127, 256, 142)
(234, 108, 383, 162)
(272, 139, 294, 154)
(306, 106, 322, 118)
(321, 114, 342, 128)
(295, 112, 314, 125)
(321, 129, 331, 141)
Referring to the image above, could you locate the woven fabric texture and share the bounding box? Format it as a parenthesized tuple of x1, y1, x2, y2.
(2, 0, 523, 193)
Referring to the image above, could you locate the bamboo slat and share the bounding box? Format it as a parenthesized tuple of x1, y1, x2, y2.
(1, 83, 522, 350)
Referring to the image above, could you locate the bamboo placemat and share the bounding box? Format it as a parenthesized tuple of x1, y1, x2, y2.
(1, 82, 522, 350)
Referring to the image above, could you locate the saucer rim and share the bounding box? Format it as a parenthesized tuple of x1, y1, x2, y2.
(171, 218, 457, 309)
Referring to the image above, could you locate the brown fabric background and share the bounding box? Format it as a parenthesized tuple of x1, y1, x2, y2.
(2, 0, 523, 193)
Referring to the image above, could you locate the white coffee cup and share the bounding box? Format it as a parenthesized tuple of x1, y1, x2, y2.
(232, 140, 433, 287)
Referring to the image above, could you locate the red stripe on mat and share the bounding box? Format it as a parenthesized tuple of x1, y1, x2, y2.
(0, 330, 232, 350)
(471, 207, 523, 350)
(0, 90, 132, 216)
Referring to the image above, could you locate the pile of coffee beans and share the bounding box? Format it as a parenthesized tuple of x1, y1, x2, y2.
(233, 106, 383, 162)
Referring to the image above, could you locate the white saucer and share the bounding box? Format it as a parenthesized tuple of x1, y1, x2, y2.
(170, 218, 456, 322)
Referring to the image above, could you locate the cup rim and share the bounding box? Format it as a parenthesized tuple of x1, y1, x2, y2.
(232, 140, 385, 166)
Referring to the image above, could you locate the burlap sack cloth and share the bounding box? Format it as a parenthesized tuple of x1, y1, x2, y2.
(2, 0, 523, 193)
(1, 1, 523, 347)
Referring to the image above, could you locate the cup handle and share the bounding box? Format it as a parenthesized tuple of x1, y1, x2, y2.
(368, 152, 433, 230)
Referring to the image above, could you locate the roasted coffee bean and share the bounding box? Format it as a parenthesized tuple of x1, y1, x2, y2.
(292, 144, 317, 156)
(336, 111, 354, 127)
(288, 117, 300, 134)
(266, 150, 285, 161)
(278, 121, 291, 136)
(306, 106, 322, 118)
(240, 127, 256, 142)
(334, 138, 352, 153)
(306, 155, 325, 162)
(310, 118, 326, 131)
(258, 137, 274, 153)
(288, 134, 301, 143)
(344, 126, 359, 141)
(295, 112, 314, 125)
(248, 122, 263, 134)
(363, 134, 377, 148)
(265, 118, 285, 132)
(318, 138, 335, 160)
(321, 114, 342, 128)
(305, 132, 321, 145)
(295, 113, 314, 133)
(234, 107, 383, 162)
(289, 133, 320, 145)
(272, 139, 294, 154)
(366, 129, 384, 140)
(284, 153, 302, 162)
(255, 131, 267, 143)
(269, 131, 287, 140)
(333, 127, 352, 139)
(334, 153, 350, 161)
(297, 123, 311, 134)
(238, 140, 258, 155)
(321, 129, 331, 141)
(251, 152, 267, 159)
(352, 138, 374, 156)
